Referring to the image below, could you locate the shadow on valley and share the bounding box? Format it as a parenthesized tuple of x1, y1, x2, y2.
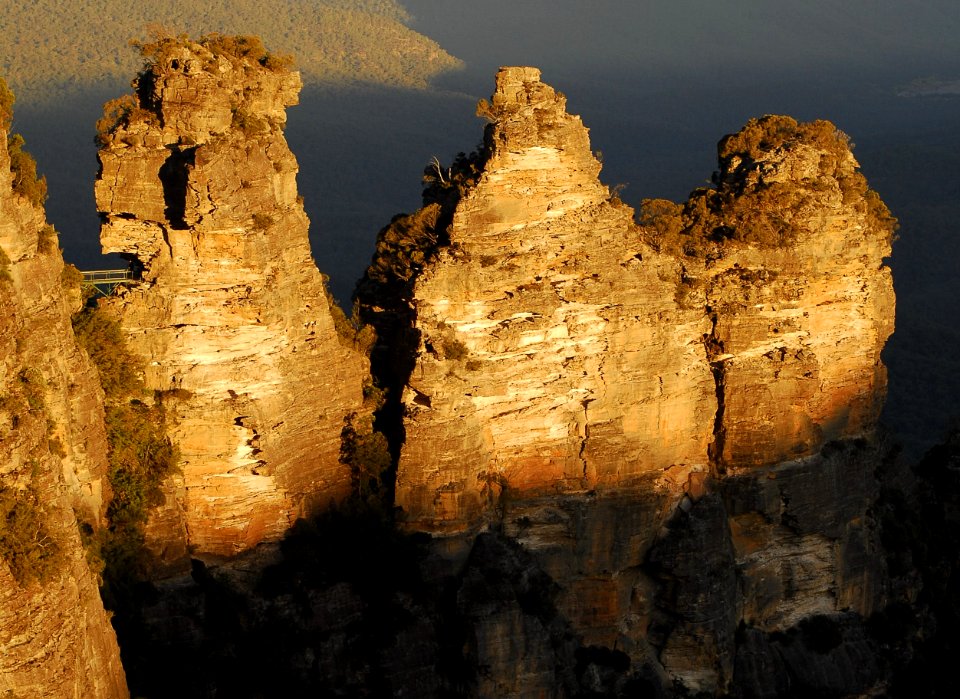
(101, 432, 960, 698)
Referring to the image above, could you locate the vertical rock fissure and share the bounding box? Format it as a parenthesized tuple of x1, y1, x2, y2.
(158, 145, 195, 230)
(579, 399, 591, 481)
(358, 147, 491, 493)
(704, 306, 727, 476)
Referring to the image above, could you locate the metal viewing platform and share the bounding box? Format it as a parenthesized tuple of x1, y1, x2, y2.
(81, 269, 132, 297)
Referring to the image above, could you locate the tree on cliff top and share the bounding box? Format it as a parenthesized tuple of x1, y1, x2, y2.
(640, 115, 897, 256)
(130, 29, 294, 74)
(1, 77, 47, 208)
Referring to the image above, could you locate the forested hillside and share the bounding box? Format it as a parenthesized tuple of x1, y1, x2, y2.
(0, 0, 461, 101)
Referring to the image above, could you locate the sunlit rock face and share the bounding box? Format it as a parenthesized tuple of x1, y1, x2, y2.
(391, 66, 717, 533)
(95, 38, 368, 559)
(0, 101, 127, 698)
(379, 68, 896, 538)
(681, 116, 896, 470)
(358, 68, 897, 696)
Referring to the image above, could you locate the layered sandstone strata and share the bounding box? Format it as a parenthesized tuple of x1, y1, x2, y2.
(0, 90, 127, 698)
(95, 37, 368, 557)
(100, 66, 899, 698)
(370, 68, 894, 537)
(382, 67, 717, 533)
(668, 115, 896, 469)
(361, 68, 896, 694)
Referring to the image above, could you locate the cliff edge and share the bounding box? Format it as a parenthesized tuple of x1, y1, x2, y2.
(367, 67, 717, 533)
(0, 79, 127, 699)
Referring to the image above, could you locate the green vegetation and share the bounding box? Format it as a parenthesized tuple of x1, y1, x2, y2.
(17, 367, 46, 411)
(362, 204, 446, 292)
(0, 246, 10, 283)
(0, 1, 462, 104)
(717, 115, 846, 166)
(231, 107, 269, 137)
(639, 115, 898, 257)
(0, 77, 13, 132)
(0, 87, 47, 211)
(72, 301, 179, 591)
(321, 274, 377, 354)
(340, 414, 391, 502)
(442, 338, 469, 361)
(94, 95, 151, 148)
(99, 401, 178, 581)
(638, 198, 684, 250)
(61, 262, 83, 290)
(197, 33, 293, 72)
(359, 149, 487, 308)
(0, 360, 66, 586)
(7, 133, 47, 208)
(72, 305, 140, 399)
(0, 478, 63, 586)
(131, 30, 294, 83)
(423, 149, 487, 205)
(37, 224, 57, 254)
(250, 212, 274, 230)
(353, 149, 491, 507)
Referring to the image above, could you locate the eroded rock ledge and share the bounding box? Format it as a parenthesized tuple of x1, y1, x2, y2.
(94, 36, 369, 559)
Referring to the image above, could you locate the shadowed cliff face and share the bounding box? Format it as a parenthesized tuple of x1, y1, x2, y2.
(94, 37, 371, 560)
(0, 82, 127, 699)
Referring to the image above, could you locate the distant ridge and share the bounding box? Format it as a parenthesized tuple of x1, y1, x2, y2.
(0, 0, 462, 103)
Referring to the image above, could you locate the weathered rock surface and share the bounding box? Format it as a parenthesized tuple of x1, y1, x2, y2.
(487, 440, 888, 696)
(355, 67, 896, 696)
(379, 66, 716, 533)
(0, 94, 127, 697)
(365, 69, 894, 539)
(115, 447, 894, 697)
(673, 116, 896, 469)
(94, 37, 369, 558)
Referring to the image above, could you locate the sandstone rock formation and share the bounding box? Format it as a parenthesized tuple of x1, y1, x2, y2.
(355, 67, 896, 696)
(365, 67, 717, 533)
(94, 36, 369, 558)
(658, 115, 896, 470)
(363, 68, 894, 539)
(0, 84, 127, 698)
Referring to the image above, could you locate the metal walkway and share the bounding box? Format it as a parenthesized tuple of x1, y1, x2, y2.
(80, 269, 132, 297)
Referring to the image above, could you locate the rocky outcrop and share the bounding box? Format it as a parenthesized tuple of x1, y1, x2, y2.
(663, 115, 896, 470)
(0, 85, 127, 698)
(355, 67, 896, 695)
(371, 67, 716, 533)
(364, 68, 894, 539)
(94, 36, 369, 559)
(110, 441, 894, 698)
